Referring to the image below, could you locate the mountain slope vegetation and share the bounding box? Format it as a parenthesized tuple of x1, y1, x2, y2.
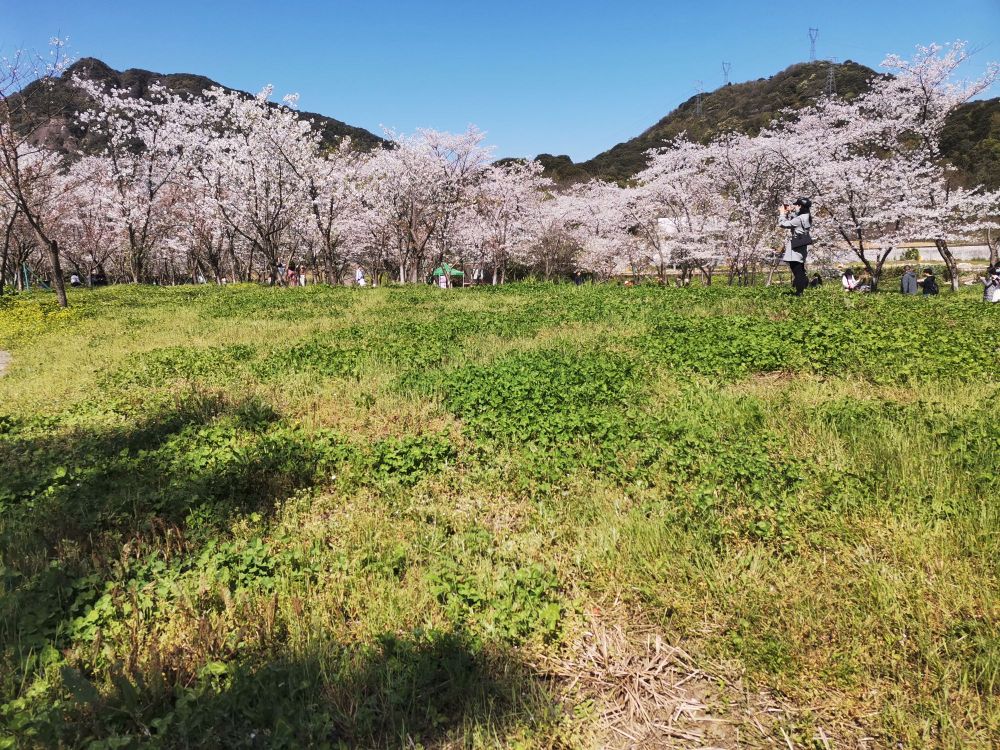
(538, 60, 1000, 188)
(11, 57, 385, 154)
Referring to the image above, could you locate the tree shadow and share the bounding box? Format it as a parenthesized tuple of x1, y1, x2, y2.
(54, 628, 556, 748)
(1, 393, 342, 559)
(0, 392, 347, 694)
(1, 395, 556, 748)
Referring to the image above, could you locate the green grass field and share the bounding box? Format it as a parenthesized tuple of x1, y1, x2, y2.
(1, 283, 998, 749)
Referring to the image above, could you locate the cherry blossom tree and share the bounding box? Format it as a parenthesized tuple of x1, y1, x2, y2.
(0, 198, 15, 294)
(0, 41, 72, 305)
(302, 138, 368, 284)
(50, 156, 119, 284)
(191, 86, 315, 284)
(355, 127, 492, 283)
(458, 159, 549, 284)
(74, 79, 202, 282)
(563, 181, 629, 280)
(637, 139, 731, 283)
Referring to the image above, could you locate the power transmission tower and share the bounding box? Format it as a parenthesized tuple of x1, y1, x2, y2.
(825, 57, 838, 97)
(722, 61, 731, 85)
(808, 28, 819, 61)
(695, 80, 704, 116)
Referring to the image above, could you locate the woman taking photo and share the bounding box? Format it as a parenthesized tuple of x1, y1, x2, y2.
(778, 197, 812, 296)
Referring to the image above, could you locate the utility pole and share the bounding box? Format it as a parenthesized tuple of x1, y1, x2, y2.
(825, 57, 838, 97)
(809, 28, 819, 61)
(695, 80, 704, 116)
(722, 61, 731, 85)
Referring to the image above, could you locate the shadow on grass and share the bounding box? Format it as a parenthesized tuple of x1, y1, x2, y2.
(0, 392, 347, 699)
(53, 629, 554, 749)
(0, 393, 343, 560)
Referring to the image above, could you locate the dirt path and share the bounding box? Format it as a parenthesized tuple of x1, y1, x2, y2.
(0, 350, 10, 377)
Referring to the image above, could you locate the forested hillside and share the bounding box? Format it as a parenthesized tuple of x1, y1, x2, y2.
(537, 60, 1000, 187)
(10, 57, 385, 154)
(13, 57, 998, 190)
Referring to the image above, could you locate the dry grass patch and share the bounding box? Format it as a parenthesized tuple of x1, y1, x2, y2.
(545, 618, 870, 750)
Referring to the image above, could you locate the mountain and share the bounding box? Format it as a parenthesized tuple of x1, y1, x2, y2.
(940, 98, 1000, 189)
(11, 57, 384, 154)
(13, 57, 999, 191)
(538, 60, 1000, 190)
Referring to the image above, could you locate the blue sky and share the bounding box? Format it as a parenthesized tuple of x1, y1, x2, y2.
(3, 0, 999, 161)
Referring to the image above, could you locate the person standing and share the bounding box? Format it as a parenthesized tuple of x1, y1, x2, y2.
(778, 197, 812, 296)
(355, 267, 366, 287)
(900, 265, 918, 295)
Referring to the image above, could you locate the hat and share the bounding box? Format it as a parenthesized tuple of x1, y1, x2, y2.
(793, 197, 812, 210)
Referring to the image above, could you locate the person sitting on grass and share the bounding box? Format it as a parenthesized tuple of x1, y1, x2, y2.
(842, 268, 870, 292)
(842, 268, 859, 291)
(900, 265, 918, 295)
(918, 268, 939, 295)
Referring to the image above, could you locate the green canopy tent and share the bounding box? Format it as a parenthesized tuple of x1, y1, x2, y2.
(431, 263, 465, 278)
(431, 263, 466, 287)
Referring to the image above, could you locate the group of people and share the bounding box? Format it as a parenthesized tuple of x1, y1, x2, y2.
(275, 263, 308, 287)
(841, 265, 938, 295)
(779, 200, 997, 302)
(67, 267, 107, 288)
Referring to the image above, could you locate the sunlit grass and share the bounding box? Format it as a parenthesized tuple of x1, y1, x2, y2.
(1, 283, 997, 748)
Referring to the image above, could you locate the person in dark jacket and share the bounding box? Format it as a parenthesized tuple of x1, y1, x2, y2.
(919, 268, 939, 295)
(900, 266, 918, 295)
(778, 197, 812, 296)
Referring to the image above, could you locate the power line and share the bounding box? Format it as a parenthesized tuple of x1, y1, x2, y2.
(722, 61, 732, 85)
(809, 27, 819, 61)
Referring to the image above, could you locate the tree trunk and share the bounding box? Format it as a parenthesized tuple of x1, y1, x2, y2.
(0, 216, 12, 296)
(987, 227, 998, 267)
(935, 238, 960, 292)
(0, 245, 7, 296)
(853, 247, 891, 292)
(872, 250, 892, 292)
(44, 237, 68, 307)
(23, 216, 67, 306)
(766, 258, 777, 287)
